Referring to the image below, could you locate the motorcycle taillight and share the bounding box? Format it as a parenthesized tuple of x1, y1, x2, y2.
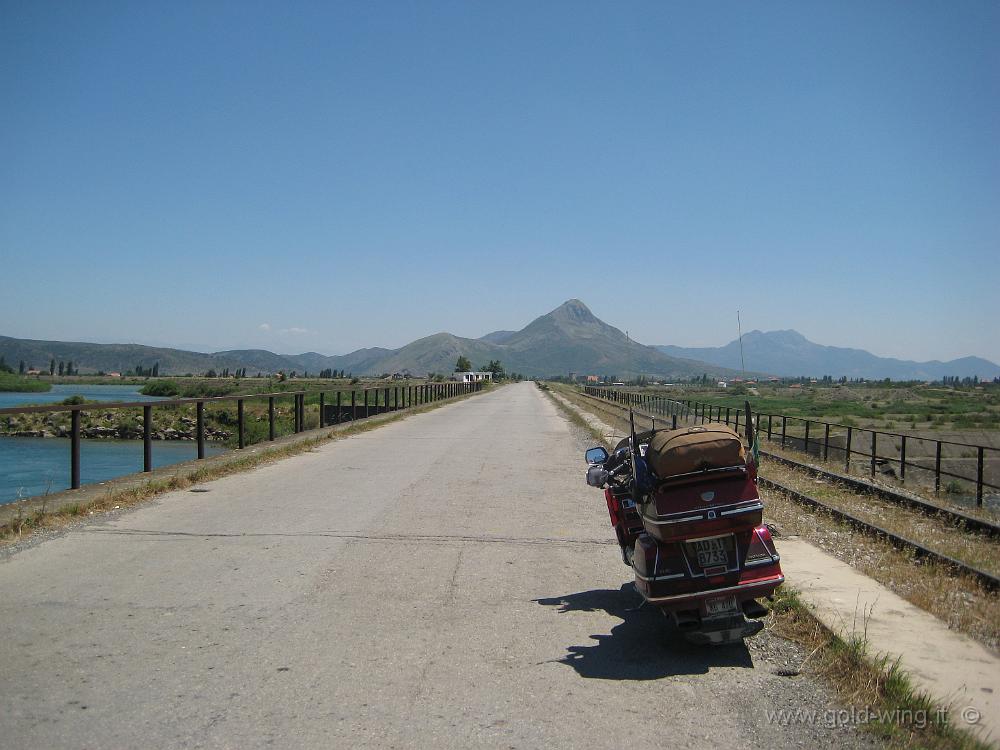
(745, 525, 778, 566)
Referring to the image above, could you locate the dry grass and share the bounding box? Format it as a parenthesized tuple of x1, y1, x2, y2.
(761, 460, 999, 575)
(1, 387, 489, 545)
(762, 486, 1000, 652)
(768, 588, 992, 749)
(761, 441, 999, 524)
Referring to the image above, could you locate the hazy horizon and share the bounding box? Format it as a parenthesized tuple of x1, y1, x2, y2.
(2, 298, 997, 367)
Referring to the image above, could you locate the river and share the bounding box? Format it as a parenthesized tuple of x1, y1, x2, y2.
(1, 384, 227, 505)
(0, 383, 167, 408)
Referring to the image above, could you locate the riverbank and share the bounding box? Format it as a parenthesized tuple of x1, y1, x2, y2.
(0, 373, 51, 393)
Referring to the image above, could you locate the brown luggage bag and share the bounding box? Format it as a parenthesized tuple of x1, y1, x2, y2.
(645, 423, 746, 478)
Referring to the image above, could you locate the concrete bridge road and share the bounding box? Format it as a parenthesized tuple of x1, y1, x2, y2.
(0, 382, 871, 749)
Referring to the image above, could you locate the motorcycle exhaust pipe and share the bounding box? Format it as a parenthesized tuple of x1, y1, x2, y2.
(742, 599, 769, 619)
(672, 610, 701, 631)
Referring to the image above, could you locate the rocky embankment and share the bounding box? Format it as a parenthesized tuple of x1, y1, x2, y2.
(2, 413, 232, 442)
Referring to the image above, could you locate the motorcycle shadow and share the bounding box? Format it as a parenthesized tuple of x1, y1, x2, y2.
(534, 584, 753, 680)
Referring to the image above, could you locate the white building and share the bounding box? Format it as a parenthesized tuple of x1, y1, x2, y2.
(454, 371, 492, 383)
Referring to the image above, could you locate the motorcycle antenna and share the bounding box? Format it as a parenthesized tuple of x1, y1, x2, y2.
(629, 407, 640, 489)
(737, 310, 746, 379)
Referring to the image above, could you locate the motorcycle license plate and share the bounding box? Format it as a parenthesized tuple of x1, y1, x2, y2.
(691, 537, 729, 567)
(705, 595, 739, 617)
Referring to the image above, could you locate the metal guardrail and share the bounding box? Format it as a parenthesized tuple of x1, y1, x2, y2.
(0, 381, 483, 492)
(583, 386, 998, 506)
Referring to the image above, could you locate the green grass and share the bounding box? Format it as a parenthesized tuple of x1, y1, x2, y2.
(629, 382, 1000, 430)
(0, 374, 52, 393)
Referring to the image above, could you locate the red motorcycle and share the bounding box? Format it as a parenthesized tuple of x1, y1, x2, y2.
(585, 405, 783, 645)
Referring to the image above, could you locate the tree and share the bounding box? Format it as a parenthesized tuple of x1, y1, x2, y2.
(58, 362, 65, 376)
(152, 362, 160, 377)
(455, 356, 472, 372)
(19, 360, 25, 374)
(482, 360, 505, 380)
(50, 358, 56, 376)
(66, 360, 74, 376)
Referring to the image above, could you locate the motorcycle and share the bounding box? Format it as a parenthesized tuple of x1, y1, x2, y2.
(584, 402, 783, 645)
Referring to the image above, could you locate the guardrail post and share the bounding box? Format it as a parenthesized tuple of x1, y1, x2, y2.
(767, 414, 772, 441)
(870, 432, 877, 478)
(934, 441, 942, 492)
(781, 416, 787, 448)
(319, 392, 325, 427)
(899, 436, 906, 481)
(384, 387, 390, 412)
(269, 397, 275, 440)
(845, 427, 852, 473)
(71, 409, 81, 489)
(804, 421, 810, 453)
(672, 414, 678, 429)
(335, 391, 342, 423)
(823, 423, 830, 461)
(143, 405, 152, 472)
(735, 410, 740, 433)
(237, 399, 245, 449)
(197, 401, 205, 459)
(977, 448, 984, 506)
(351, 391, 356, 421)
(725, 407, 730, 425)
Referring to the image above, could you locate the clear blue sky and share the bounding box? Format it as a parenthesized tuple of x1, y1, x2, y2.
(2, 1, 998, 363)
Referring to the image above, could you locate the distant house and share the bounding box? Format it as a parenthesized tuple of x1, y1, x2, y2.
(25, 369, 41, 376)
(586, 375, 599, 383)
(454, 371, 492, 383)
(107, 372, 122, 378)
(717, 381, 728, 388)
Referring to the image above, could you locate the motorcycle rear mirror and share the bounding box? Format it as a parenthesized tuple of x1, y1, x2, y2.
(585, 446, 609, 465)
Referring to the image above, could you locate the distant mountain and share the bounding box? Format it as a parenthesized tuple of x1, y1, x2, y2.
(479, 330, 517, 344)
(656, 330, 1000, 380)
(0, 301, 739, 379)
(348, 300, 742, 378)
(0, 336, 251, 376)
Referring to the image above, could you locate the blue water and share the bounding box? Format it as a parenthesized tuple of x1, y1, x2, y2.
(0, 383, 167, 409)
(0, 436, 228, 505)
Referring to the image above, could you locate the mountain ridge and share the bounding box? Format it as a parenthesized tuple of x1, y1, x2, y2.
(6, 305, 994, 381)
(0, 301, 736, 379)
(657, 330, 1000, 380)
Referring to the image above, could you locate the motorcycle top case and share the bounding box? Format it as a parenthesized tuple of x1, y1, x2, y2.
(638, 472, 763, 542)
(645, 423, 746, 479)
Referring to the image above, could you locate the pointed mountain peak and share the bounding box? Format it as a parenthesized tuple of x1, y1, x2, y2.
(549, 298, 598, 322)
